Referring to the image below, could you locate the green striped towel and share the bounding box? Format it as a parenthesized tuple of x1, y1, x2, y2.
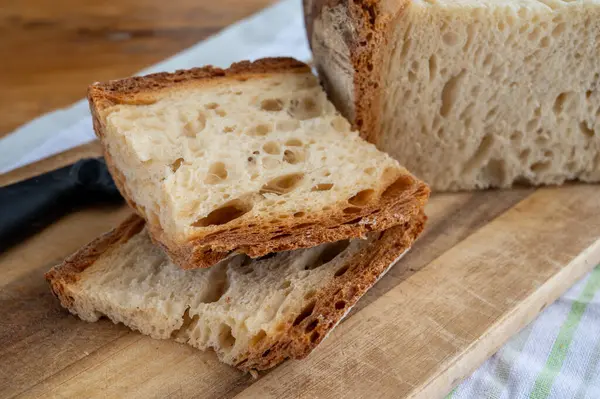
(449, 265, 600, 399)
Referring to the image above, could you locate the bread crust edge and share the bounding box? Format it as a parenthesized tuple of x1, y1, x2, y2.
(45, 211, 426, 372)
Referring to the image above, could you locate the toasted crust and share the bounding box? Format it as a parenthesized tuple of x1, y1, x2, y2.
(304, 0, 406, 143)
(46, 211, 425, 371)
(45, 214, 144, 309)
(88, 57, 429, 269)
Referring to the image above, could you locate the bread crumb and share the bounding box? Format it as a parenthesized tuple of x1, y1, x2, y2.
(249, 369, 259, 379)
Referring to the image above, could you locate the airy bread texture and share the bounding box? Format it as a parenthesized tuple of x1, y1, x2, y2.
(89, 58, 429, 269)
(306, 0, 600, 191)
(46, 213, 425, 371)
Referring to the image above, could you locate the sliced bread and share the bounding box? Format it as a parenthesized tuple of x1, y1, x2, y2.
(45, 212, 425, 371)
(306, 0, 600, 190)
(88, 57, 429, 268)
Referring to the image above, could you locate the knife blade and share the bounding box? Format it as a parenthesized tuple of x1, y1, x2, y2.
(0, 157, 123, 251)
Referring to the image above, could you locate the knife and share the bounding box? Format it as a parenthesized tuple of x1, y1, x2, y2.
(0, 158, 123, 251)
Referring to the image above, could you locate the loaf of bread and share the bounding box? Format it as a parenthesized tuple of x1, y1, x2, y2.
(306, 0, 600, 191)
(46, 213, 425, 371)
(88, 58, 429, 269)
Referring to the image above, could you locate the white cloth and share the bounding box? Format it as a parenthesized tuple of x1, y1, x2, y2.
(1, 1, 599, 398)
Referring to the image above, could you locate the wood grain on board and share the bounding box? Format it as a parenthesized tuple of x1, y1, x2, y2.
(2, 1, 600, 397)
(1, 144, 599, 398)
(0, 0, 276, 137)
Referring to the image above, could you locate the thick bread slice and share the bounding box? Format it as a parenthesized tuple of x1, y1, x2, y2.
(46, 212, 425, 371)
(306, 0, 600, 191)
(88, 57, 429, 269)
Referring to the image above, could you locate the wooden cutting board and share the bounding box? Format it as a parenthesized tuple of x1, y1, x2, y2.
(1, 144, 600, 399)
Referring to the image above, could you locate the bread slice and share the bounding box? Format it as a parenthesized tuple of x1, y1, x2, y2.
(306, 0, 600, 191)
(45, 212, 425, 371)
(88, 58, 429, 269)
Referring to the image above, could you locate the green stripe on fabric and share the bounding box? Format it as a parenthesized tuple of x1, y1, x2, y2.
(445, 387, 457, 399)
(483, 323, 535, 399)
(574, 283, 600, 399)
(529, 266, 600, 399)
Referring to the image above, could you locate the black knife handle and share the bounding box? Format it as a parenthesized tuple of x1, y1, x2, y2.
(0, 158, 122, 251)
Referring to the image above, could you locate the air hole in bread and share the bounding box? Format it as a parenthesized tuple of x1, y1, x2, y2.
(343, 207, 361, 214)
(310, 331, 320, 343)
(296, 223, 314, 229)
(273, 233, 291, 240)
(240, 255, 253, 267)
(331, 116, 349, 132)
(260, 173, 304, 195)
(440, 70, 466, 117)
(205, 102, 219, 110)
(306, 240, 350, 270)
(257, 253, 277, 261)
(170, 308, 199, 339)
(262, 349, 271, 357)
(553, 92, 573, 115)
(248, 124, 271, 137)
(263, 142, 281, 155)
(260, 99, 284, 112)
(311, 183, 333, 192)
(531, 161, 551, 173)
(364, 167, 376, 176)
(382, 175, 414, 198)
(280, 280, 291, 289)
(293, 212, 305, 218)
(276, 120, 300, 132)
(218, 324, 235, 349)
(250, 329, 267, 346)
(335, 300, 346, 310)
(204, 274, 229, 302)
(205, 162, 228, 184)
(284, 139, 303, 148)
(428, 54, 438, 81)
(182, 112, 206, 137)
(579, 121, 594, 137)
(348, 189, 375, 207)
(293, 301, 316, 326)
(305, 320, 319, 333)
(510, 131, 523, 142)
(552, 22, 566, 37)
(288, 97, 322, 120)
(442, 31, 459, 46)
(319, 240, 350, 264)
(334, 265, 350, 278)
(216, 109, 227, 117)
(170, 157, 184, 172)
(304, 290, 316, 299)
(519, 149, 531, 162)
(283, 149, 302, 164)
(193, 199, 252, 227)
(223, 126, 235, 133)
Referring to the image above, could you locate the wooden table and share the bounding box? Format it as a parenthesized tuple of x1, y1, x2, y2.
(0, 0, 276, 138)
(2, 2, 600, 398)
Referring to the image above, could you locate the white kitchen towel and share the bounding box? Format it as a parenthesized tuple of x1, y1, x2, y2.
(1, 1, 599, 398)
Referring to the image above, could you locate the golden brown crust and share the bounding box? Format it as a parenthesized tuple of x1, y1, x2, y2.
(304, 0, 407, 143)
(88, 56, 429, 269)
(241, 210, 426, 371)
(45, 214, 144, 309)
(45, 211, 426, 372)
(88, 57, 309, 115)
(172, 175, 429, 269)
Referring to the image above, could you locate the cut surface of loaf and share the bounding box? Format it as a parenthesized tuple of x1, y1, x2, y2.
(88, 57, 429, 268)
(307, 0, 600, 191)
(46, 213, 425, 371)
